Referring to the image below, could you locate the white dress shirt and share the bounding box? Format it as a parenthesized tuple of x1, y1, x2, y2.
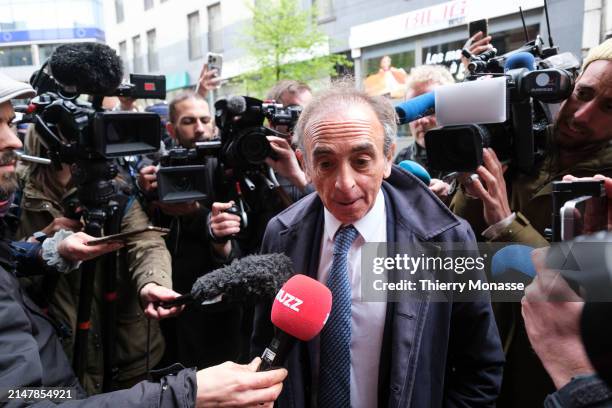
(317, 189, 387, 408)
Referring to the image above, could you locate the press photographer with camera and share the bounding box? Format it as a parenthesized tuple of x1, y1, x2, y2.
(263, 80, 314, 203)
(521, 187, 612, 408)
(137, 91, 245, 369)
(0, 64, 287, 408)
(448, 38, 612, 407)
(16, 123, 181, 394)
(451, 39, 612, 246)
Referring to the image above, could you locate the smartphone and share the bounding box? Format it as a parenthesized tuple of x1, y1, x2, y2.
(560, 195, 608, 241)
(207, 52, 223, 77)
(468, 18, 488, 38)
(86, 226, 170, 246)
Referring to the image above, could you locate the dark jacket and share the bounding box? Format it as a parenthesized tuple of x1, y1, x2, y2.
(252, 166, 504, 407)
(0, 228, 197, 407)
(15, 174, 172, 394)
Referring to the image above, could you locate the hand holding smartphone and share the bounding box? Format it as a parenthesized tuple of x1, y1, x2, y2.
(86, 226, 170, 246)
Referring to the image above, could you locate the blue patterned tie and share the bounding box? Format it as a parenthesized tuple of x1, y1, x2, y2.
(319, 225, 359, 408)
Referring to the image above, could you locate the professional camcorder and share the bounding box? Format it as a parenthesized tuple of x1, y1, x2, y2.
(156, 96, 302, 205)
(424, 35, 580, 174)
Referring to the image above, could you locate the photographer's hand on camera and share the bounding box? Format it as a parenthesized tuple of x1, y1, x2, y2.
(140, 282, 183, 319)
(563, 174, 612, 229)
(461, 148, 512, 228)
(138, 164, 158, 194)
(208, 201, 240, 259)
(522, 248, 592, 391)
(265, 135, 308, 191)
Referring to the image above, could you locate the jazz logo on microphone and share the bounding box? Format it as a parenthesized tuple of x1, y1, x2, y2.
(275, 289, 303, 312)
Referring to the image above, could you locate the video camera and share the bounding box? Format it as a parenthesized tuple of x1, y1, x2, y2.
(424, 35, 579, 174)
(17, 42, 165, 209)
(156, 96, 302, 204)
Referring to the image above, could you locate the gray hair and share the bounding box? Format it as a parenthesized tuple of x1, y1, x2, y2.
(407, 64, 454, 92)
(295, 79, 397, 161)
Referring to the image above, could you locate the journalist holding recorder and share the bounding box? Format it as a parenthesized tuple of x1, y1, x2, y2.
(0, 72, 287, 406)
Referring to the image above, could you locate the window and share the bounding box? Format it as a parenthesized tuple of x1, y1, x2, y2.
(38, 44, 59, 62)
(115, 0, 124, 23)
(144, 0, 154, 10)
(312, 0, 334, 22)
(0, 46, 33, 66)
(133, 35, 143, 73)
(188, 11, 202, 60)
(207, 3, 223, 53)
(147, 29, 158, 72)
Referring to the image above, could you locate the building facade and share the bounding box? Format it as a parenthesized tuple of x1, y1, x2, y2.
(0, 0, 105, 82)
(101, 0, 597, 97)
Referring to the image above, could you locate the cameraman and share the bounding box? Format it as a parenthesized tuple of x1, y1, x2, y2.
(0, 72, 287, 407)
(450, 39, 612, 406)
(137, 92, 244, 369)
(16, 127, 179, 393)
(263, 80, 313, 204)
(451, 39, 612, 245)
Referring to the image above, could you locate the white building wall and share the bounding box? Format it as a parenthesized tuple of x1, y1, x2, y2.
(103, 0, 255, 90)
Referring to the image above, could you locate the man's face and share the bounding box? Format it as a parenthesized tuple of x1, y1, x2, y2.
(555, 60, 612, 149)
(407, 80, 438, 147)
(280, 90, 312, 108)
(0, 102, 23, 199)
(168, 98, 214, 148)
(303, 103, 394, 224)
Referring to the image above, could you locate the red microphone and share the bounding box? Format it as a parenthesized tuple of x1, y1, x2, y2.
(258, 274, 332, 371)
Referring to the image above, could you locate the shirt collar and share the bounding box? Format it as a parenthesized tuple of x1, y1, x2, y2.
(323, 189, 385, 243)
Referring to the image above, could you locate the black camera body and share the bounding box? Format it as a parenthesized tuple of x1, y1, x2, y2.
(425, 36, 577, 174)
(157, 96, 302, 205)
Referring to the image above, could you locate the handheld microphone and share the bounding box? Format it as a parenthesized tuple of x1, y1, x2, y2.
(504, 51, 536, 71)
(159, 253, 293, 308)
(48, 42, 124, 95)
(395, 92, 435, 125)
(491, 244, 536, 279)
(397, 160, 431, 185)
(258, 274, 332, 371)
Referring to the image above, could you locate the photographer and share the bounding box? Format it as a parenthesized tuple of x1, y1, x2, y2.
(16, 126, 179, 394)
(264, 80, 314, 204)
(522, 226, 612, 407)
(0, 72, 287, 408)
(137, 92, 244, 369)
(450, 38, 612, 407)
(451, 39, 612, 245)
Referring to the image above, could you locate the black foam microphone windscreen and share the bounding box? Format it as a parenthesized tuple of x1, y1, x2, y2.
(227, 95, 247, 115)
(49, 42, 123, 95)
(159, 253, 294, 308)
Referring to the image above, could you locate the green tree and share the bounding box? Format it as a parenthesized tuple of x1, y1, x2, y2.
(234, 0, 351, 97)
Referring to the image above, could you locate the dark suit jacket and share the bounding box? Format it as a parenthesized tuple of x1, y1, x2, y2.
(252, 166, 504, 407)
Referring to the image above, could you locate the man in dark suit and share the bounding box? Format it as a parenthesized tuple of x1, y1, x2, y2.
(252, 83, 504, 407)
